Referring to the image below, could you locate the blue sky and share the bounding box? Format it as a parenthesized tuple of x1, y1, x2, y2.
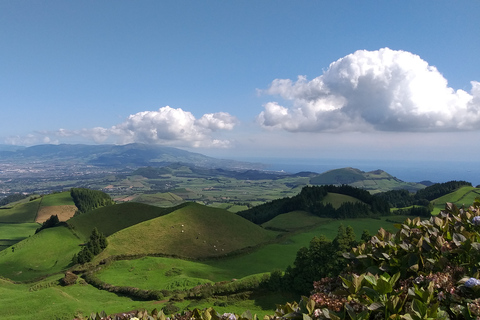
(1, 1, 480, 161)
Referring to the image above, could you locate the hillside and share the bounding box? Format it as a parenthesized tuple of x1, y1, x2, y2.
(310, 167, 427, 193)
(430, 185, 480, 214)
(101, 202, 278, 259)
(0, 226, 81, 281)
(67, 202, 188, 239)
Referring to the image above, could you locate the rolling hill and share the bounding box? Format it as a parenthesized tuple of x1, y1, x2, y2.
(310, 167, 427, 193)
(67, 202, 188, 240)
(100, 202, 278, 259)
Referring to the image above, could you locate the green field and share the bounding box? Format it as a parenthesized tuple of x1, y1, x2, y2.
(431, 186, 480, 215)
(0, 198, 41, 223)
(101, 202, 278, 259)
(40, 191, 75, 207)
(0, 223, 39, 251)
(97, 215, 405, 291)
(68, 202, 185, 239)
(0, 276, 161, 320)
(262, 211, 329, 230)
(0, 226, 81, 282)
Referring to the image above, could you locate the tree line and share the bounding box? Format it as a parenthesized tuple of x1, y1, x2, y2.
(236, 185, 391, 224)
(376, 180, 472, 208)
(70, 188, 115, 215)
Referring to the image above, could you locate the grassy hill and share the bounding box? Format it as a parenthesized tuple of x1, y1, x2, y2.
(0, 226, 81, 281)
(101, 202, 278, 259)
(310, 167, 426, 193)
(0, 192, 79, 252)
(261, 210, 329, 231)
(261, 193, 361, 231)
(431, 185, 480, 215)
(67, 202, 187, 240)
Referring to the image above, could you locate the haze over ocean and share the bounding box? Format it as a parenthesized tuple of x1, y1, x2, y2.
(237, 157, 480, 187)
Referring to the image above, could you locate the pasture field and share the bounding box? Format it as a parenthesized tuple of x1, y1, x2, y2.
(67, 202, 185, 239)
(431, 186, 480, 215)
(262, 211, 330, 231)
(0, 226, 81, 282)
(0, 276, 161, 320)
(0, 198, 41, 223)
(109, 174, 309, 209)
(40, 191, 75, 206)
(100, 203, 278, 259)
(96, 215, 406, 292)
(322, 192, 362, 208)
(0, 222, 39, 251)
(132, 192, 183, 207)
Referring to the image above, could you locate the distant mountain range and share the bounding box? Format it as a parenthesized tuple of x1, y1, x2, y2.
(0, 143, 265, 170)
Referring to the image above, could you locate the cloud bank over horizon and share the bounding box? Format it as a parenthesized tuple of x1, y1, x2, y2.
(258, 48, 480, 133)
(5, 107, 237, 148)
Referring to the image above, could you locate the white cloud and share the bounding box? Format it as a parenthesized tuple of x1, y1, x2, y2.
(109, 107, 237, 147)
(258, 48, 480, 132)
(6, 106, 237, 147)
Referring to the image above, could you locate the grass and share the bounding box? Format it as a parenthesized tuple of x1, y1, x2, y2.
(431, 186, 480, 215)
(0, 276, 161, 320)
(100, 203, 278, 259)
(67, 202, 185, 240)
(0, 222, 39, 251)
(322, 192, 363, 208)
(133, 192, 184, 207)
(0, 198, 41, 223)
(97, 215, 406, 292)
(0, 226, 82, 282)
(40, 192, 75, 207)
(262, 211, 330, 231)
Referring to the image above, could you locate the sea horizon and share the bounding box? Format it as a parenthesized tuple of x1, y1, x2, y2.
(233, 157, 480, 187)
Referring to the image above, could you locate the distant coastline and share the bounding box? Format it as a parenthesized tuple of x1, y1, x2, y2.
(233, 157, 480, 187)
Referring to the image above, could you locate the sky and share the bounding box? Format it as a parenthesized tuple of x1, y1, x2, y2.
(1, 1, 480, 163)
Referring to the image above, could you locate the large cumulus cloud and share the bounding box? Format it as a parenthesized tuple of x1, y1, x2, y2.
(258, 48, 480, 132)
(15, 106, 238, 147)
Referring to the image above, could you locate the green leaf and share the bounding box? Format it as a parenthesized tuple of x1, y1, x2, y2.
(412, 299, 427, 318)
(302, 314, 312, 320)
(368, 302, 384, 311)
(376, 277, 393, 294)
(364, 274, 377, 286)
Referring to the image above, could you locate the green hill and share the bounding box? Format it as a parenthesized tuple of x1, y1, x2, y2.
(261, 193, 362, 231)
(431, 186, 480, 215)
(0, 197, 40, 223)
(0, 226, 81, 281)
(261, 210, 329, 231)
(310, 167, 426, 193)
(101, 202, 278, 259)
(67, 202, 187, 240)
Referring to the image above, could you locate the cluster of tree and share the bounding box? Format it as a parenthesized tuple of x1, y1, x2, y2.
(70, 188, 115, 215)
(35, 214, 60, 234)
(236, 185, 390, 224)
(377, 180, 471, 209)
(0, 193, 28, 206)
(71, 227, 107, 265)
(414, 180, 471, 201)
(266, 225, 368, 294)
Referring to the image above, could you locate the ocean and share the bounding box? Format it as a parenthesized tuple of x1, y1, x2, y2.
(240, 157, 480, 187)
